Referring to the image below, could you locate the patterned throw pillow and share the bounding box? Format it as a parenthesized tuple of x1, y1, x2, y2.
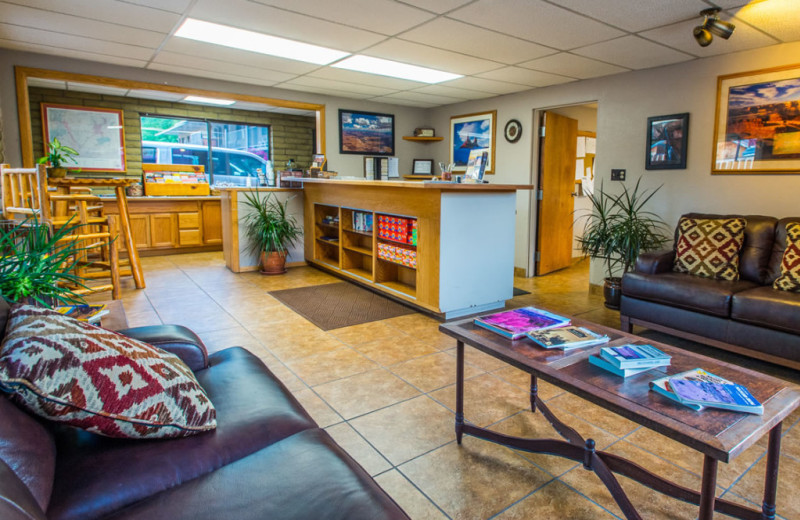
(0, 304, 216, 439)
(673, 217, 747, 281)
(773, 222, 800, 292)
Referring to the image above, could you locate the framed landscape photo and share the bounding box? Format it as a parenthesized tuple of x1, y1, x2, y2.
(646, 113, 689, 170)
(712, 64, 800, 174)
(450, 110, 496, 174)
(41, 103, 126, 172)
(339, 109, 394, 155)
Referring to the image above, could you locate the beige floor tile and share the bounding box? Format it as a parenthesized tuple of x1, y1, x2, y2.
(546, 392, 639, 438)
(374, 470, 447, 520)
(350, 395, 454, 466)
(494, 480, 616, 519)
(124, 309, 162, 328)
(390, 351, 483, 393)
(491, 365, 566, 401)
(430, 373, 531, 427)
(730, 453, 800, 517)
(287, 347, 378, 386)
(399, 439, 551, 520)
(451, 346, 509, 372)
(196, 325, 262, 355)
(330, 321, 408, 345)
(266, 331, 346, 363)
(354, 336, 439, 367)
(314, 368, 420, 419)
(292, 388, 342, 428)
(325, 423, 392, 476)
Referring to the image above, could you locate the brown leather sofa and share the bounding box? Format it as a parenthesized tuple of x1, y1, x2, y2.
(620, 213, 800, 369)
(0, 299, 409, 520)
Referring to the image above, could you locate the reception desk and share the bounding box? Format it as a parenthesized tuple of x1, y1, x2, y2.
(294, 178, 531, 319)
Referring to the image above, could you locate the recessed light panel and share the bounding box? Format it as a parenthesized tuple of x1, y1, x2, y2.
(183, 95, 236, 106)
(332, 55, 463, 84)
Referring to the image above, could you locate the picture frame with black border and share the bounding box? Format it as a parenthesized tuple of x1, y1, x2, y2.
(646, 113, 689, 170)
(412, 159, 434, 175)
(339, 109, 395, 155)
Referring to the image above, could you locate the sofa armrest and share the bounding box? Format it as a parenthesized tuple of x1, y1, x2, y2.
(0, 458, 47, 520)
(635, 249, 675, 274)
(117, 325, 209, 371)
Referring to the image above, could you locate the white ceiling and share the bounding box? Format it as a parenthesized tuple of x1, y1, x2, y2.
(2, 0, 799, 109)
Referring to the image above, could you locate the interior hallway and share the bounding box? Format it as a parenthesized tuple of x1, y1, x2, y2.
(99, 254, 800, 519)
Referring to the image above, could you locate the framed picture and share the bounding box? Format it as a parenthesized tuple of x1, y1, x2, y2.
(41, 103, 126, 172)
(450, 110, 496, 174)
(339, 109, 394, 155)
(646, 113, 689, 170)
(712, 64, 800, 174)
(412, 159, 433, 175)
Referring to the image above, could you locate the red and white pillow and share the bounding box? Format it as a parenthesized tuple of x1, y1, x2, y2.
(0, 304, 216, 439)
(773, 222, 800, 292)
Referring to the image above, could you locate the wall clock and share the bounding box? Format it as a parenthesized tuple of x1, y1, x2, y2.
(504, 119, 522, 143)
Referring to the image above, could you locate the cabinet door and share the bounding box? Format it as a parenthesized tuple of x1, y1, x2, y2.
(129, 214, 151, 249)
(149, 213, 176, 248)
(202, 201, 222, 245)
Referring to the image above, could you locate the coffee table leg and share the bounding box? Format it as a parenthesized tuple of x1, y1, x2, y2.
(530, 374, 538, 413)
(762, 423, 782, 520)
(699, 455, 719, 520)
(455, 340, 464, 444)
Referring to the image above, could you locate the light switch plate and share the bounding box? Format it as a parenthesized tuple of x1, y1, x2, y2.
(611, 169, 626, 181)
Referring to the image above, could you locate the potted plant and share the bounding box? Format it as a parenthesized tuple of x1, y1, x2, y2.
(576, 178, 669, 309)
(240, 190, 302, 275)
(37, 137, 79, 178)
(0, 216, 90, 307)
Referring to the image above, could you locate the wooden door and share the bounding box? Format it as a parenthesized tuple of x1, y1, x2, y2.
(202, 201, 222, 245)
(536, 111, 578, 275)
(128, 214, 151, 249)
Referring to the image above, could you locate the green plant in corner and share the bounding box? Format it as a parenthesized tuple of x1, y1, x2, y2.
(37, 138, 79, 178)
(240, 190, 302, 275)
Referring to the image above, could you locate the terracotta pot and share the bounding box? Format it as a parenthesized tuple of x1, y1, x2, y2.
(47, 167, 67, 178)
(603, 277, 622, 310)
(259, 250, 287, 275)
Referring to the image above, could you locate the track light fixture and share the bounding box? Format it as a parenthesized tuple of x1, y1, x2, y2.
(693, 7, 735, 47)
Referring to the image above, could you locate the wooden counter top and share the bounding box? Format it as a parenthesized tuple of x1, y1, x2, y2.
(285, 177, 532, 191)
(102, 195, 222, 201)
(214, 187, 301, 192)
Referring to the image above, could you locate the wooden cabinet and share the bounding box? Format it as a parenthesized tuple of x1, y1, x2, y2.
(202, 201, 222, 245)
(151, 213, 177, 248)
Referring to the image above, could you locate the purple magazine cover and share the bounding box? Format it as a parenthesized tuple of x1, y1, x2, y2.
(477, 307, 567, 335)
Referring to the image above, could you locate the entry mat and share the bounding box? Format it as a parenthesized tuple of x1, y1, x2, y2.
(268, 282, 415, 331)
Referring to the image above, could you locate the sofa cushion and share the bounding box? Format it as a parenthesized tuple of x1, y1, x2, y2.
(622, 271, 757, 317)
(673, 217, 746, 281)
(0, 304, 216, 439)
(772, 222, 800, 292)
(47, 347, 317, 520)
(103, 428, 409, 520)
(731, 286, 800, 335)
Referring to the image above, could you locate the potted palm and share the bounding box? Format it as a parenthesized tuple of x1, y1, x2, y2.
(240, 191, 302, 275)
(576, 178, 669, 309)
(37, 138, 79, 178)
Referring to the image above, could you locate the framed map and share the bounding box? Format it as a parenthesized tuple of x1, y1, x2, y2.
(42, 104, 126, 172)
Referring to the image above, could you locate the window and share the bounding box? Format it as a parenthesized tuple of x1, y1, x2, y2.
(140, 115, 271, 186)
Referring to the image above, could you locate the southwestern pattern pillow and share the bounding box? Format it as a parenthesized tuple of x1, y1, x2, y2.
(773, 222, 800, 292)
(673, 217, 747, 281)
(0, 304, 216, 439)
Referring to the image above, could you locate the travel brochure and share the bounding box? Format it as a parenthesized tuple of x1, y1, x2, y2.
(588, 355, 655, 378)
(473, 306, 571, 340)
(526, 326, 609, 350)
(599, 344, 671, 369)
(55, 304, 108, 324)
(648, 368, 761, 414)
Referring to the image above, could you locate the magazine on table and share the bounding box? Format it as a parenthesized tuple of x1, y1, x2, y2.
(55, 304, 108, 323)
(600, 344, 671, 369)
(669, 378, 763, 415)
(474, 306, 570, 340)
(526, 326, 609, 350)
(588, 355, 655, 378)
(649, 368, 731, 411)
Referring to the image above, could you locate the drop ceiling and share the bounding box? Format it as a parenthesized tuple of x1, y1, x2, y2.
(1, 0, 798, 109)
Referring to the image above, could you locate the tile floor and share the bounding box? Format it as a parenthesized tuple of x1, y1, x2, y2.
(103, 253, 800, 520)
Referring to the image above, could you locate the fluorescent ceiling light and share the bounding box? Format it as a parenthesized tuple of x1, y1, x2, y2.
(332, 55, 462, 84)
(175, 18, 349, 65)
(183, 95, 236, 106)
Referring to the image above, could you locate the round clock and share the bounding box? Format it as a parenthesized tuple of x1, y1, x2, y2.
(504, 119, 522, 143)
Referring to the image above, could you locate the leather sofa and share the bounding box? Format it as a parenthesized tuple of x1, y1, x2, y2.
(0, 299, 409, 520)
(620, 213, 800, 369)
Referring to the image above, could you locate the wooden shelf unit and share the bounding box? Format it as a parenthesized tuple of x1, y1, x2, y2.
(402, 136, 443, 142)
(314, 204, 340, 267)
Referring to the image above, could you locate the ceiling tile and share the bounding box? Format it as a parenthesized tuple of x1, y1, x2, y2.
(188, 0, 385, 52)
(151, 52, 297, 83)
(0, 2, 167, 47)
(380, 91, 464, 105)
(278, 83, 374, 100)
(278, 76, 397, 96)
(710, 0, 751, 8)
(0, 38, 148, 68)
(438, 76, 534, 95)
(732, 0, 800, 43)
(362, 38, 500, 75)
(146, 62, 280, 87)
(397, 0, 474, 14)
(125, 0, 193, 13)
(0, 23, 156, 60)
(160, 39, 319, 75)
(397, 18, 555, 64)
(67, 82, 129, 96)
(3, 0, 182, 33)
(519, 53, 628, 79)
(412, 84, 496, 100)
(640, 17, 779, 58)
(251, 0, 435, 36)
(547, 0, 708, 32)
(309, 67, 427, 90)
(476, 66, 574, 87)
(127, 89, 186, 101)
(369, 96, 435, 108)
(27, 78, 67, 90)
(448, 0, 625, 50)
(573, 35, 694, 70)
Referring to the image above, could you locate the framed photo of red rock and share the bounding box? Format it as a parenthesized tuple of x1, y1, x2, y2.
(646, 113, 689, 170)
(450, 110, 496, 174)
(339, 109, 394, 155)
(713, 64, 800, 174)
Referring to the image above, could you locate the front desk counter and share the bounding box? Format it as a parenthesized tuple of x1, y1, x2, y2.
(288, 178, 532, 319)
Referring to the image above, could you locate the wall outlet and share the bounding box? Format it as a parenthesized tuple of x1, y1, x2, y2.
(611, 169, 626, 181)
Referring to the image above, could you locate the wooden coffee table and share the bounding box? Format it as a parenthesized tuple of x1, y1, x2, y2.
(440, 313, 800, 520)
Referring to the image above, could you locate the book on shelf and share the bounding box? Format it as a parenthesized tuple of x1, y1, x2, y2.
(669, 378, 763, 415)
(600, 344, 670, 369)
(649, 368, 732, 411)
(588, 354, 655, 378)
(55, 304, 108, 323)
(473, 306, 570, 340)
(526, 326, 609, 350)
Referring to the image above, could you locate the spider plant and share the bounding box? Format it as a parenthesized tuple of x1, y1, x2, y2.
(240, 190, 302, 273)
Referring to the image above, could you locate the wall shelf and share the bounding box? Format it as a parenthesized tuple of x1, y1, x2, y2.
(402, 136, 443, 142)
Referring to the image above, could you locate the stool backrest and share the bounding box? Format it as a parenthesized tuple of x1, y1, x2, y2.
(0, 164, 50, 222)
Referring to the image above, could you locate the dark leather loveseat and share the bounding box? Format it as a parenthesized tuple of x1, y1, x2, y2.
(0, 299, 409, 520)
(620, 213, 800, 369)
